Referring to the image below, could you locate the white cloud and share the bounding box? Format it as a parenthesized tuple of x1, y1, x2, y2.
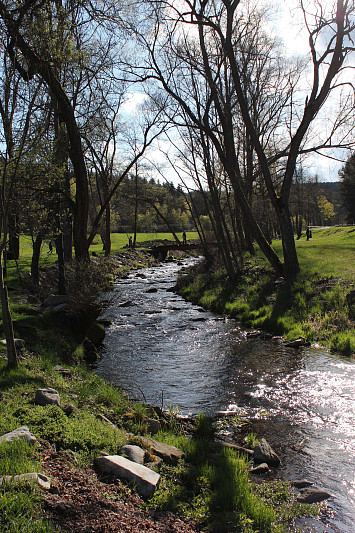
(120, 92, 149, 115)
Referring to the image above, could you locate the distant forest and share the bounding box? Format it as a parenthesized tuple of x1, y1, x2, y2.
(99, 174, 347, 241)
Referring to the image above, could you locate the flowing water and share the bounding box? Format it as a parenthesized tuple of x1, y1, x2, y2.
(96, 258, 355, 532)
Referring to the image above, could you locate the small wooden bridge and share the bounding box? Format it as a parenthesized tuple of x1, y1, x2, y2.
(149, 243, 201, 261)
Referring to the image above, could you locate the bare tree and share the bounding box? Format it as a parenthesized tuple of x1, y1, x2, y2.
(120, 0, 354, 279)
(0, 41, 42, 367)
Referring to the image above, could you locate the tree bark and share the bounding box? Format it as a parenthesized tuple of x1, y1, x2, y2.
(55, 234, 66, 295)
(31, 232, 43, 287)
(0, 251, 17, 368)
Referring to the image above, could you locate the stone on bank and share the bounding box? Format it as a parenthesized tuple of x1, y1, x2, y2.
(94, 455, 160, 499)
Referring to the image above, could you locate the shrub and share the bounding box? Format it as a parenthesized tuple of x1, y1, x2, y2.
(65, 259, 116, 317)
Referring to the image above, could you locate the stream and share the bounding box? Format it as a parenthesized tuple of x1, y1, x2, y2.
(96, 258, 355, 532)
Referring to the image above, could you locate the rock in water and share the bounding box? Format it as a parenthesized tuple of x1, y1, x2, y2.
(250, 463, 270, 474)
(297, 488, 333, 504)
(254, 438, 281, 467)
(292, 479, 314, 489)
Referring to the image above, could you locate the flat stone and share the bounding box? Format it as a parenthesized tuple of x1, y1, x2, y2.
(292, 479, 314, 489)
(284, 338, 310, 348)
(35, 388, 61, 407)
(250, 463, 270, 474)
(254, 438, 280, 467)
(297, 487, 333, 504)
(0, 426, 36, 445)
(94, 455, 160, 498)
(62, 404, 79, 416)
(141, 437, 185, 465)
(0, 472, 51, 490)
(53, 365, 72, 377)
(145, 288, 158, 293)
(119, 445, 146, 465)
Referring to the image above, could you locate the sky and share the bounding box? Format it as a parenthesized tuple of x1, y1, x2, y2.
(120, 0, 353, 186)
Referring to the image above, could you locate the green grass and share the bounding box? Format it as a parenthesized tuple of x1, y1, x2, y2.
(0, 439, 55, 532)
(17, 232, 199, 260)
(147, 431, 276, 532)
(273, 226, 355, 279)
(4, 232, 198, 290)
(178, 227, 355, 355)
(90, 231, 198, 256)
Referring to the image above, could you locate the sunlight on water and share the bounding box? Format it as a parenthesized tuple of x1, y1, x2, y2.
(97, 258, 355, 532)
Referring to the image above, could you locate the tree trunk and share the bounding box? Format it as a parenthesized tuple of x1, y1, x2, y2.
(0, 4, 89, 261)
(55, 234, 66, 295)
(279, 206, 300, 279)
(104, 203, 111, 257)
(0, 250, 17, 368)
(31, 233, 43, 287)
(133, 170, 138, 248)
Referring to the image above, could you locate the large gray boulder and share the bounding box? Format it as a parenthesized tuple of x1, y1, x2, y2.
(254, 438, 281, 467)
(94, 455, 160, 498)
(141, 437, 185, 465)
(35, 388, 61, 407)
(0, 426, 36, 445)
(284, 337, 310, 348)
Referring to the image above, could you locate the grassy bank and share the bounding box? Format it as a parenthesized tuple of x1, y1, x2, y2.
(0, 355, 319, 533)
(177, 227, 355, 356)
(0, 239, 320, 531)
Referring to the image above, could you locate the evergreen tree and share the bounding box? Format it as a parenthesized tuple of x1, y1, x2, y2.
(339, 153, 355, 224)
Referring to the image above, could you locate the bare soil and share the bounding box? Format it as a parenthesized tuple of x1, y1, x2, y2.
(40, 445, 200, 533)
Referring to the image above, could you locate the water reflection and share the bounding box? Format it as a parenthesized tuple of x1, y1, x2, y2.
(97, 258, 355, 532)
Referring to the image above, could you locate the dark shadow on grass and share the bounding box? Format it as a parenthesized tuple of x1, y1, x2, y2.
(0, 365, 46, 391)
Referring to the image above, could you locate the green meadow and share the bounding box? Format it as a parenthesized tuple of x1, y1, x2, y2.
(179, 226, 355, 356)
(273, 226, 355, 280)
